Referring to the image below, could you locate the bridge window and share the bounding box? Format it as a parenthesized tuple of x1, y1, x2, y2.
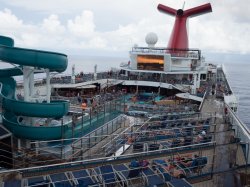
(137, 55, 164, 71)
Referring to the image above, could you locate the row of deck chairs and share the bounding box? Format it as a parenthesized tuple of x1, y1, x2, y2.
(2, 170, 97, 187)
(1, 163, 193, 187)
(134, 130, 212, 147)
(148, 118, 211, 131)
(132, 134, 213, 154)
(136, 118, 212, 143)
(135, 128, 211, 142)
(152, 157, 208, 182)
(129, 105, 197, 115)
(149, 112, 199, 122)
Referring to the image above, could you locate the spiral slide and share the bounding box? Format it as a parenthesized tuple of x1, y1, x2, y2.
(0, 36, 69, 140)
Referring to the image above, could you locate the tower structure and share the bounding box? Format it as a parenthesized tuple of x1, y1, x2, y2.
(157, 3, 212, 49)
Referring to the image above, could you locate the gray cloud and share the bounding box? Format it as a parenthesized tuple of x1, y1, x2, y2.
(0, 0, 249, 55)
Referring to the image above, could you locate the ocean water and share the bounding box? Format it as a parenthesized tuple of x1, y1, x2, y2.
(67, 55, 128, 75)
(223, 61, 250, 128)
(67, 55, 250, 129)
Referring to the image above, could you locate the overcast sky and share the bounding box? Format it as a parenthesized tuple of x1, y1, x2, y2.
(0, 0, 249, 57)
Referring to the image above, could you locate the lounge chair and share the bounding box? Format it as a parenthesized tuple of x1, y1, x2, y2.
(142, 167, 165, 187)
(191, 157, 208, 171)
(49, 173, 72, 187)
(152, 159, 167, 166)
(128, 161, 142, 179)
(156, 166, 172, 182)
(71, 169, 98, 187)
(113, 164, 130, 181)
(183, 137, 192, 146)
(95, 165, 117, 186)
(176, 162, 192, 176)
(113, 164, 141, 186)
(148, 143, 160, 151)
(133, 143, 144, 152)
(171, 139, 181, 147)
(2, 179, 22, 187)
(152, 160, 171, 182)
(160, 141, 171, 149)
(168, 178, 193, 187)
(26, 176, 50, 187)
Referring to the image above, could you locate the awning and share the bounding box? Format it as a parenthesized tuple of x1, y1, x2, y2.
(176, 93, 203, 102)
(52, 84, 96, 89)
(76, 85, 96, 89)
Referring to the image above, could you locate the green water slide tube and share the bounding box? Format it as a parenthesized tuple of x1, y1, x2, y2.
(0, 37, 67, 72)
(2, 113, 68, 140)
(0, 35, 70, 140)
(3, 99, 69, 118)
(0, 77, 69, 118)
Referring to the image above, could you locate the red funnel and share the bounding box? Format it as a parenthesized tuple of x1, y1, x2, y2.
(158, 3, 212, 50)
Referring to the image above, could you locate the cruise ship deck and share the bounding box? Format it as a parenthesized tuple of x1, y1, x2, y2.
(0, 79, 249, 186)
(0, 2, 249, 187)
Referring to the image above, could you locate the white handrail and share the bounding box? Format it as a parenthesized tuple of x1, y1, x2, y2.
(226, 104, 250, 138)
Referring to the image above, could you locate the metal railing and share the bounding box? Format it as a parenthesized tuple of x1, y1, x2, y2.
(226, 104, 250, 164)
(69, 114, 127, 159)
(130, 47, 201, 60)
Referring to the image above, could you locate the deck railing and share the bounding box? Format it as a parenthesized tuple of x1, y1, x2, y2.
(130, 47, 201, 60)
(226, 104, 250, 164)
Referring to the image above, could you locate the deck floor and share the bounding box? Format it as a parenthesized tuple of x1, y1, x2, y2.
(1, 92, 248, 186)
(194, 94, 247, 187)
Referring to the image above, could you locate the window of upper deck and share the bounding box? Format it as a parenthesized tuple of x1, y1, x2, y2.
(137, 55, 164, 71)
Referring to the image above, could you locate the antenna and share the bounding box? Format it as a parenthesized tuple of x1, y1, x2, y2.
(182, 1, 185, 10)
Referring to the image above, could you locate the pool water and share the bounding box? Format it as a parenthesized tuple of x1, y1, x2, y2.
(126, 93, 163, 104)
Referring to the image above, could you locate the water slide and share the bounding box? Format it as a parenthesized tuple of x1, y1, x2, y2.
(0, 35, 70, 140)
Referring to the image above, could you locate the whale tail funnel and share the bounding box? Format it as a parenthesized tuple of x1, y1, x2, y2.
(157, 3, 212, 50)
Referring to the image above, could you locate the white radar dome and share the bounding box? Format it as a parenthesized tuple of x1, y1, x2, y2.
(145, 32, 158, 47)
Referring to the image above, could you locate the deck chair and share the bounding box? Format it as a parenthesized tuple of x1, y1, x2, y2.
(128, 160, 143, 179)
(26, 176, 50, 187)
(113, 164, 136, 186)
(133, 143, 144, 152)
(2, 179, 22, 187)
(152, 160, 171, 182)
(191, 157, 208, 171)
(168, 178, 193, 187)
(176, 162, 192, 176)
(156, 166, 172, 182)
(148, 143, 160, 151)
(142, 167, 165, 187)
(152, 159, 168, 167)
(113, 164, 129, 175)
(71, 169, 98, 187)
(49, 172, 72, 187)
(160, 141, 171, 149)
(98, 165, 117, 186)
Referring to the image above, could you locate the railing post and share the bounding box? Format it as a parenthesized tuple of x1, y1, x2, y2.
(61, 118, 64, 159)
(112, 120, 114, 133)
(101, 126, 104, 141)
(95, 131, 97, 146)
(81, 108, 84, 136)
(211, 142, 216, 177)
